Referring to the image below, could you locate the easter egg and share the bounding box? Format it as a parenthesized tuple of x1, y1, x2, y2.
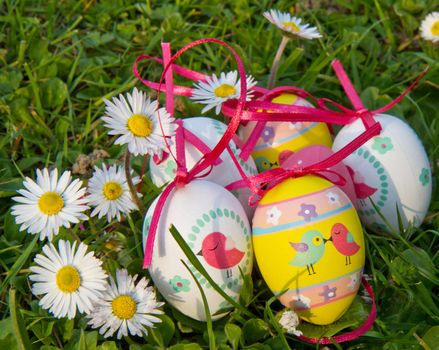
(239, 94, 332, 172)
(332, 114, 432, 232)
(149, 117, 258, 218)
(143, 180, 253, 321)
(281, 145, 358, 207)
(252, 175, 365, 325)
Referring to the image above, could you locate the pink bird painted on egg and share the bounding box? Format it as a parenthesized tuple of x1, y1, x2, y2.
(329, 223, 360, 265)
(197, 232, 245, 277)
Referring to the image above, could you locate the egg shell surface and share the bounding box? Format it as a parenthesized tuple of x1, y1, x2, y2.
(332, 114, 432, 232)
(143, 180, 253, 321)
(149, 117, 258, 218)
(252, 175, 365, 325)
(239, 94, 332, 172)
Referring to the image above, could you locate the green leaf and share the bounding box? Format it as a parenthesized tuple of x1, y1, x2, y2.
(242, 319, 269, 344)
(1, 235, 38, 289)
(40, 78, 68, 109)
(28, 39, 50, 64)
(4, 211, 25, 242)
(59, 319, 74, 342)
(400, 248, 439, 286)
(297, 296, 368, 338)
(0, 318, 19, 350)
(97, 341, 119, 350)
(225, 323, 241, 350)
(422, 326, 439, 350)
(145, 314, 175, 348)
(9, 289, 32, 350)
(168, 344, 203, 350)
(0, 68, 23, 96)
(85, 331, 98, 350)
(76, 329, 86, 350)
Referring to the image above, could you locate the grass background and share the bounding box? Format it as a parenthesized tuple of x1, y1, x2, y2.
(1, 0, 439, 349)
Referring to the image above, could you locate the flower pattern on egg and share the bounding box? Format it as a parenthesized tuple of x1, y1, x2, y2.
(292, 294, 311, 310)
(164, 160, 177, 178)
(266, 206, 282, 225)
(319, 285, 337, 302)
(298, 203, 318, 222)
(419, 168, 430, 186)
(170, 275, 191, 293)
(372, 136, 394, 155)
(348, 272, 361, 290)
(288, 121, 303, 130)
(326, 191, 340, 206)
(261, 126, 275, 143)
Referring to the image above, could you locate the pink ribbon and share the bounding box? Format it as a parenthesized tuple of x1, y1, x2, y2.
(298, 277, 377, 344)
(141, 38, 249, 268)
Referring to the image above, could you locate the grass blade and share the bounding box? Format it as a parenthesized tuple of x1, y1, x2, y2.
(1, 235, 38, 289)
(182, 259, 215, 350)
(9, 288, 32, 350)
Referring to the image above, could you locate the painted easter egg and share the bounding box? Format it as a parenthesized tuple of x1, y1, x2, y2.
(149, 117, 258, 218)
(143, 180, 253, 321)
(252, 175, 365, 325)
(281, 145, 358, 207)
(239, 94, 332, 172)
(332, 114, 432, 232)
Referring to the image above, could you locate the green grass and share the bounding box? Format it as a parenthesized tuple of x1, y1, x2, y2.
(1, 0, 439, 349)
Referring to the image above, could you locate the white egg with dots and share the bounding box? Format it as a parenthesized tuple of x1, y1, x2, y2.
(142, 180, 253, 321)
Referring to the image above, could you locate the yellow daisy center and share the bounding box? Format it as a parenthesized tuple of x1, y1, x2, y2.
(127, 113, 153, 137)
(104, 239, 119, 251)
(103, 181, 123, 201)
(283, 21, 300, 32)
(112, 295, 137, 320)
(432, 20, 439, 36)
(214, 84, 236, 98)
(56, 266, 81, 293)
(38, 192, 64, 215)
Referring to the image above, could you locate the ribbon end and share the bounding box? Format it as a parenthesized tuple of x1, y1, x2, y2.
(331, 59, 341, 68)
(143, 254, 152, 269)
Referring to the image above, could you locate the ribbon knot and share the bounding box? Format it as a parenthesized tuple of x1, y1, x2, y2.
(175, 170, 189, 188)
(355, 108, 375, 128)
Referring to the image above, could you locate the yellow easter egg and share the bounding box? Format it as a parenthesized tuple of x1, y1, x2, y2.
(252, 175, 365, 325)
(239, 94, 332, 172)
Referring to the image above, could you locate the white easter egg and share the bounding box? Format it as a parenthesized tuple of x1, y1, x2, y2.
(142, 180, 253, 321)
(332, 114, 432, 232)
(149, 117, 258, 218)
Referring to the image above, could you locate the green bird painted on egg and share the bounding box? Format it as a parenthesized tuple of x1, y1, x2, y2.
(289, 230, 328, 275)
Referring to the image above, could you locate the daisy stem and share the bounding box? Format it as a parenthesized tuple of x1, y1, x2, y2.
(125, 151, 146, 215)
(127, 214, 143, 258)
(267, 36, 290, 90)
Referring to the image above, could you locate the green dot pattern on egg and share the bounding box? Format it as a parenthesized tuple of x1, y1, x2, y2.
(354, 147, 389, 209)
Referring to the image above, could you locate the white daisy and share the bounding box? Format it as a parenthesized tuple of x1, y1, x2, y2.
(420, 12, 439, 43)
(11, 168, 89, 241)
(87, 164, 141, 222)
(279, 310, 303, 336)
(190, 70, 257, 115)
(29, 240, 107, 319)
(87, 269, 164, 339)
(263, 10, 322, 40)
(102, 88, 176, 157)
